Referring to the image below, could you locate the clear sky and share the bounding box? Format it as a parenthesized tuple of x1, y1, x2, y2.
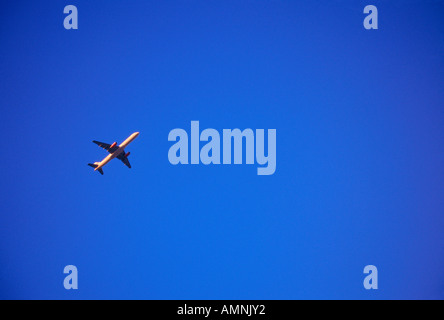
(1, 0, 443, 299)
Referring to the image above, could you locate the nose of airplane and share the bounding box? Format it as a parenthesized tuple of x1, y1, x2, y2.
(134, 132, 140, 137)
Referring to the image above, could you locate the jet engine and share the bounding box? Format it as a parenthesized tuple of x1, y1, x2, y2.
(110, 142, 117, 149)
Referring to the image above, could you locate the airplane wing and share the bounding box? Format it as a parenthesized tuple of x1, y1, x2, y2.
(117, 151, 131, 169)
(92, 140, 119, 153)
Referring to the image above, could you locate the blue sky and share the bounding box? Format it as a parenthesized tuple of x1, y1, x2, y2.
(0, 0, 443, 299)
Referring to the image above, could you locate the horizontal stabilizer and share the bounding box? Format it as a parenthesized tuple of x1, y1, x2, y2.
(88, 163, 104, 175)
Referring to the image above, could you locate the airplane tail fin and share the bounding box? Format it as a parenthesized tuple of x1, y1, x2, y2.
(88, 163, 104, 175)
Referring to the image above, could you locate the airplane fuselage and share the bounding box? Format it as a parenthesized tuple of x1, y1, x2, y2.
(95, 132, 139, 171)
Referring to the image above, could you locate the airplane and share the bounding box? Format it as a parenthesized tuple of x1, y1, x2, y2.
(88, 132, 140, 175)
